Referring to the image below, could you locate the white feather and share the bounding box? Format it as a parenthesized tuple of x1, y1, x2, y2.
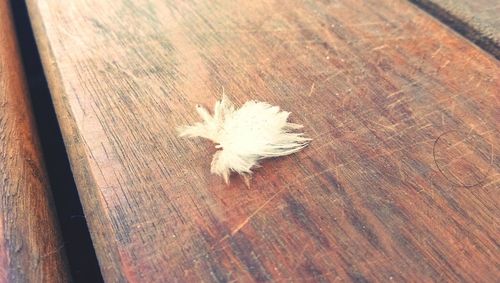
(178, 94, 311, 183)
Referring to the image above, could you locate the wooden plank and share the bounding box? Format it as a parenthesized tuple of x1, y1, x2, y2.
(410, 0, 499, 58)
(0, 1, 71, 281)
(27, 0, 499, 281)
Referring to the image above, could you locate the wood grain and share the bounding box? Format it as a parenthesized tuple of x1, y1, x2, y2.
(410, 0, 500, 59)
(0, 0, 71, 281)
(27, 0, 499, 281)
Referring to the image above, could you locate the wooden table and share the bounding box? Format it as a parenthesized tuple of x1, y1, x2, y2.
(0, 1, 70, 281)
(27, 0, 499, 281)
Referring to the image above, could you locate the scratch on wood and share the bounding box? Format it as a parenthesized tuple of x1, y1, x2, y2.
(386, 80, 422, 98)
(307, 82, 315, 97)
(439, 60, 450, 69)
(40, 244, 66, 260)
(371, 44, 388, 51)
(230, 187, 286, 236)
(323, 70, 344, 83)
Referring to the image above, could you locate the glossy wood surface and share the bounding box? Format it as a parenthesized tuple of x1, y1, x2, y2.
(0, 0, 70, 281)
(27, 0, 499, 281)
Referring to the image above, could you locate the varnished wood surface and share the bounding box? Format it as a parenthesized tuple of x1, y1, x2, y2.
(0, 1, 71, 281)
(411, 0, 500, 58)
(27, 0, 499, 281)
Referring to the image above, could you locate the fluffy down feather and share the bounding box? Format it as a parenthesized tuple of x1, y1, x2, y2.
(178, 95, 311, 183)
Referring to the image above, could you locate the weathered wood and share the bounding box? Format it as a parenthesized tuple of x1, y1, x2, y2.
(410, 0, 500, 58)
(0, 0, 71, 281)
(27, 0, 499, 281)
